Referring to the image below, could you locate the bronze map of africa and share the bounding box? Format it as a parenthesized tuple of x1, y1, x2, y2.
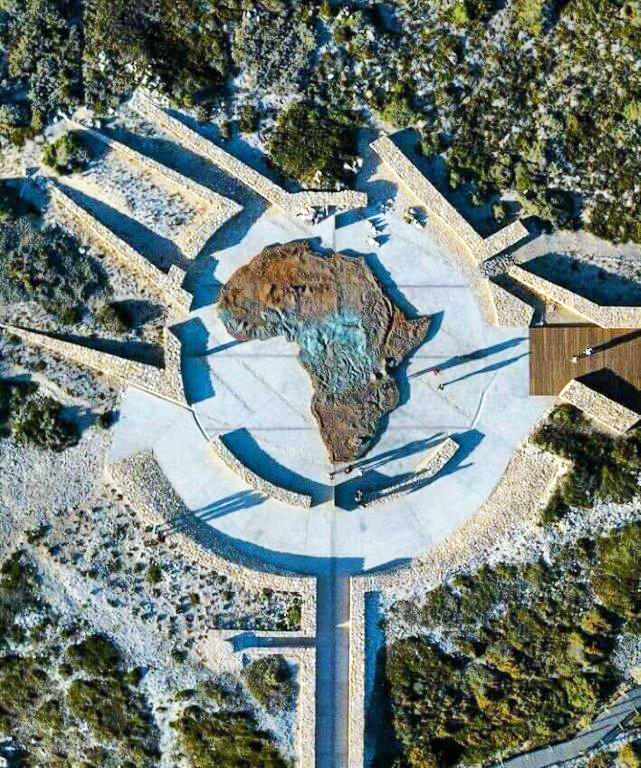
(217, 242, 430, 462)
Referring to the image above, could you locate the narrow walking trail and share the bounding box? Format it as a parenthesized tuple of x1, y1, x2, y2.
(491, 687, 641, 768)
(315, 563, 352, 768)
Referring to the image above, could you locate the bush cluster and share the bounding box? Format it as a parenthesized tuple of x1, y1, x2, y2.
(267, 100, 359, 187)
(42, 132, 90, 174)
(0, 379, 80, 451)
(244, 654, 296, 711)
(533, 408, 641, 513)
(0, 200, 109, 323)
(381, 518, 641, 766)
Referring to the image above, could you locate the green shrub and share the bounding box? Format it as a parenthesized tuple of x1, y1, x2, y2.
(1, 379, 80, 452)
(238, 104, 259, 134)
(244, 655, 296, 710)
(0, 212, 109, 321)
(268, 101, 359, 187)
(66, 678, 160, 766)
(550, 404, 584, 426)
(146, 561, 162, 585)
(380, 519, 641, 765)
(172, 707, 288, 768)
(532, 417, 641, 513)
(65, 634, 123, 677)
(540, 489, 569, 524)
(42, 132, 90, 174)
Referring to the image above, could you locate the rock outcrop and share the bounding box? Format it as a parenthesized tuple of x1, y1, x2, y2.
(218, 242, 430, 461)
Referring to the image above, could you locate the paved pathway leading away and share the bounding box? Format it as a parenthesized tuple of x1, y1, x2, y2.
(316, 565, 351, 768)
(492, 687, 641, 768)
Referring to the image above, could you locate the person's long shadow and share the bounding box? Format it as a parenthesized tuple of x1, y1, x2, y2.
(410, 336, 527, 378)
(442, 352, 529, 387)
(165, 490, 266, 528)
(349, 433, 446, 473)
(335, 431, 482, 511)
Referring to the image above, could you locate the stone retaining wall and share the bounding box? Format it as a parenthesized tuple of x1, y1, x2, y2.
(48, 181, 191, 317)
(560, 379, 640, 434)
(200, 422, 313, 508)
(371, 135, 533, 329)
(362, 436, 458, 507)
(347, 428, 566, 767)
(371, 136, 528, 262)
(104, 450, 317, 635)
(0, 322, 186, 405)
(489, 280, 535, 327)
(508, 265, 641, 328)
(68, 120, 241, 258)
(133, 92, 367, 216)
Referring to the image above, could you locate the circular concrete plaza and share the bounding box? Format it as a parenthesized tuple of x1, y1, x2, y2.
(110, 204, 553, 574)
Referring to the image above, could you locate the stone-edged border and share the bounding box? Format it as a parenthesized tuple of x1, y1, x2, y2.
(48, 180, 191, 317)
(192, 412, 313, 508)
(104, 449, 317, 635)
(0, 320, 186, 406)
(371, 135, 532, 328)
(67, 119, 242, 258)
(347, 421, 567, 767)
(508, 264, 641, 328)
(488, 279, 535, 327)
(133, 92, 368, 216)
(560, 379, 640, 434)
(362, 436, 459, 507)
(234, 643, 316, 768)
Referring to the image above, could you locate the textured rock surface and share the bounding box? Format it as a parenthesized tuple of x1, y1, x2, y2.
(218, 242, 430, 462)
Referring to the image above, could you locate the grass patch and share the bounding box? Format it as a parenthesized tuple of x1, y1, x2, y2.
(532, 408, 641, 514)
(0, 192, 109, 322)
(172, 707, 289, 768)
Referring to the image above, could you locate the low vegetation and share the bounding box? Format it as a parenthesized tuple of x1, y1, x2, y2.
(0, 1, 637, 243)
(0, 548, 159, 767)
(0, 547, 294, 767)
(244, 654, 296, 711)
(0, 379, 80, 451)
(381, 515, 641, 766)
(267, 100, 359, 187)
(42, 132, 91, 175)
(172, 707, 289, 768)
(533, 405, 641, 521)
(379, 409, 641, 767)
(0, 185, 109, 323)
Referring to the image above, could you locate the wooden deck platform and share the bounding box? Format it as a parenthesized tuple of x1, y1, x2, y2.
(529, 326, 641, 401)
